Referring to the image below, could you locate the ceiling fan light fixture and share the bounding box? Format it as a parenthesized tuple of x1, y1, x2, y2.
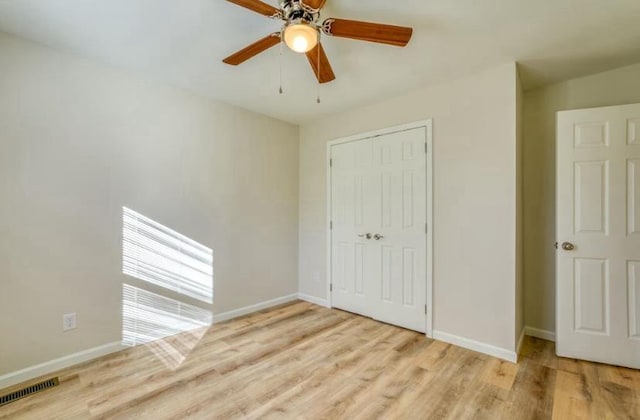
(283, 21, 319, 53)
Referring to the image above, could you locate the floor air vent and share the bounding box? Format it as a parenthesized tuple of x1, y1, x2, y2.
(0, 377, 59, 407)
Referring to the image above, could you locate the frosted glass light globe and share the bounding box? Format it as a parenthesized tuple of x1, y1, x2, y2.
(284, 22, 319, 53)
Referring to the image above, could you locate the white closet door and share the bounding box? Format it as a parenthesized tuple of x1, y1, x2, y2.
(330, 127, 427, 333)
(330, 138, 376, 317)
(369, 128, 427, 332)
(557, 103, 640, 369)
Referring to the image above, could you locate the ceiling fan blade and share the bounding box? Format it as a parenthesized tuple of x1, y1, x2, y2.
(223, 33, 281, 65)
(226, 0, 280, 18)
(322, 18, 413, 47)
(302, 0, 328, 10)
(306, 42, 336, 84)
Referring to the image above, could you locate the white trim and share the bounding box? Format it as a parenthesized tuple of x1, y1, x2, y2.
(326, 120, 434, 338)
(326, 120, 434, 147)
(326, 141, 333, 309)
(212, 294, 299, 323)
(524, 326, 556, 342)
(433, 330, 518, 363)
(516, 328, 526, 362)
(0, 341, 124, 390)
(298, 293, 330, 308)
(425, 121, 433, 337)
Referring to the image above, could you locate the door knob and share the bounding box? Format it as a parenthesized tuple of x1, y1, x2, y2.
(358, 233, 372, 240)
(373, 234, 384, 240)
(561, 242, 575, 251)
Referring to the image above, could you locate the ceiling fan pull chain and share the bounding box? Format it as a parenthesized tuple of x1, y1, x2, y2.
(279, 38, 284, 94)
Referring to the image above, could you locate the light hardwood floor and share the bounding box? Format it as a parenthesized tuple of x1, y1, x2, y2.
(1, 301, 639, 419)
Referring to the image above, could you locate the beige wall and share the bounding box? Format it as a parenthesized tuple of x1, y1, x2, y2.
(0, 33, 299, 375)
(523, 62, 640, 334)
(299, 63, 520, 352)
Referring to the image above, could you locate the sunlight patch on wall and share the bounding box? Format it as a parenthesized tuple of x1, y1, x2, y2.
(122, 207, 213, 304)
(121, 207, 213, 370)
(122, 284, 212, 347)
(122, 284, 211, 369)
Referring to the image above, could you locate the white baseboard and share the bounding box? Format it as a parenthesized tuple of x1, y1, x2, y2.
(212, 293, 299, 323)
(524, 326, 556, 342)
(0, 294, 300, 391)
(433, 330, 518, 363)
(0, 341, 124, 391)
(297, 293, 330, 308)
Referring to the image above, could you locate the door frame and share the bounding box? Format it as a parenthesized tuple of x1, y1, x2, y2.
(326, 119, 434, 338)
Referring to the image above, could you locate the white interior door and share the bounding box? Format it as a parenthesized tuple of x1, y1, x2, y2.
(330, 138, 376, 317)
(557, 103, 640, 369)
(330, 126, 429, 333)
(369, 129, 427, 332)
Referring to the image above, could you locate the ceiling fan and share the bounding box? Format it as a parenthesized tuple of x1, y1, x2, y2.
(223, 0, 413, 84)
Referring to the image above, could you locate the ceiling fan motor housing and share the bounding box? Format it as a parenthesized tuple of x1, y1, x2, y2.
(280, 0, 320, 24)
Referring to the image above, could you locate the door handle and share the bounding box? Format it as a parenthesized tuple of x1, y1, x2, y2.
(561, 242, 575, 251)
(358, 233, 372, 240)
(373, 234, 384, 240)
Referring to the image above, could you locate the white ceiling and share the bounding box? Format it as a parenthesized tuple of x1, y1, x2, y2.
(0, 0, 639, 124)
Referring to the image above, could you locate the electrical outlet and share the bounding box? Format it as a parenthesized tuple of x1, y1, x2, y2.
(63, 313, 77, 331)
(313, 271, 321, 283)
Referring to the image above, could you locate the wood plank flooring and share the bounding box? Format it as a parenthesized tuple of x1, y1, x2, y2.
(1, 301, 638, 419)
